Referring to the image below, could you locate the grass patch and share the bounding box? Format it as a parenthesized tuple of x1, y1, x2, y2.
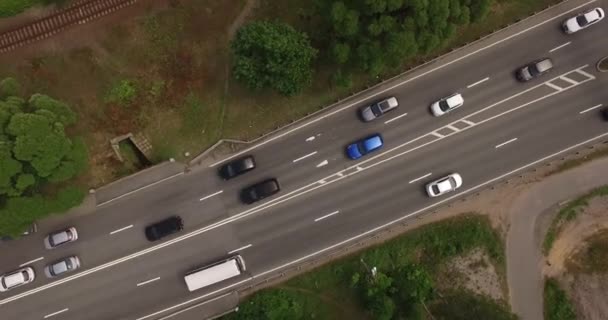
(0, 0, 68, 17)
(566, 229, 608, 274)
(543, 186, 608, 255)
(225, 214, 512, 319)
(543, 278, 576, 320)
(545, 147, 608, 176)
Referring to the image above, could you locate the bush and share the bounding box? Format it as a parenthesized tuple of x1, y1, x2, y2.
(105, 80, 138, 105)
(432, 290, 517, 320)
(544, 278, 576, 320)
(0, 77, 21, 98)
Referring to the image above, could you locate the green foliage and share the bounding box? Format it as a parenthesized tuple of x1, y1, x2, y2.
(543, 186, 608, 254)
(0, 77, 21, 98)
(431, 290, 517, 320)
(316, 0, 493, 75)
(232, 21, 318, 96)
(225, 288, 331, 320)
(0, 81, 87, 236)
(105, 79, 138, 105)
(544, 278, 576, 320)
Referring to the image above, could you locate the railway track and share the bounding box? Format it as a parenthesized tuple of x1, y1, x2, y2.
(0, 0, 138, 53)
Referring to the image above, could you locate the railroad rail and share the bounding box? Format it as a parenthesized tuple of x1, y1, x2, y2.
(0, 0, 138, 53)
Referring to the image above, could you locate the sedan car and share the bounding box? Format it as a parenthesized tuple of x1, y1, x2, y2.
(0, 267, 35, 292)
(346, 134, 384, 160)
(219, 155, 256, 180)
(359, 97, 399, 122)
(516, 58, 553, 82)
(562, 7, 604, 34)
(44, 256, 81, 278)
(426, 173, 463, 197)
(430, 93, 463, 117)
(44, 227, 78, 249)
(240, 178, 281, 204)
(145, 216, 184, 241)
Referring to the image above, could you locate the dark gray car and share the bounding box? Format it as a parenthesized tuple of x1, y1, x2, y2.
(45, 256, 81, 278)
(516, 58, 553, 81)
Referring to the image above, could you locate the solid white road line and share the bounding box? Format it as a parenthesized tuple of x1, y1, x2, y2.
(545, 82, 563, 91)
(409, 173, 432, 184)
(208, 0, 597, 168)
(549, 41, 571, 53)
(384, 113, 408, 124)
(495, 138, 518, 149)
(19, 257, 43, 267)
(155, 293, 235, 320)
(139, 130, 608, 320)
(293, 151, 318, 163)
(109, 224, 133, 235)
(466, 77, 490, 88)
(228, 244, 253, 255)
(44, 308, 69, 319)
(314, 210, 340, 222)
(137, 277, 161, 287)
(306, 136, 316, 142)
(199, 190, 223, 202)
(97, 172, 184, 207)
(579, 104, 603, 114)
(316, 160, 328, 168)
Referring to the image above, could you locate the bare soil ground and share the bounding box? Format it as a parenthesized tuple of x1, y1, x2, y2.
(562, 273, 608, 320)
(445, 248, 505, 301)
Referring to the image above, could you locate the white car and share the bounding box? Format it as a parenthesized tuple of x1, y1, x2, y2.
(562, 7, 604, 34)
(430, 93, 463, 117)
(45, 256, 81, 278)
(44, 227, 78, 249)
(426, 173, 463, 197)
(0, 267, 35, 292)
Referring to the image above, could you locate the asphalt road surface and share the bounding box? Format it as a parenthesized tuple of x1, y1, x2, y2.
(2, 0, 608, 319)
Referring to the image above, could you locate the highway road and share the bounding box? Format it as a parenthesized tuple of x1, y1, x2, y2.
(1, 0, 608, 318)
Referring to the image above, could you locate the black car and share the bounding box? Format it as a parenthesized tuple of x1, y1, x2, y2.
(145, 216, 184, 241)
(219, 155, 256, 180)
(602, 107, 608, 121)
(240, 178, 280, 204)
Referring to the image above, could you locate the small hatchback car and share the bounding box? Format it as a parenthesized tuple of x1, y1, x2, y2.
(0, 267, 35, 292)
(346, 134, 384, 160)
(44, 227, 78, 249)
(45, 256, 81, 278)
(430, 93, 464, 117)
(516, 58, 553, 82)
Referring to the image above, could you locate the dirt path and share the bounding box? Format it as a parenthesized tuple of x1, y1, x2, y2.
(506, 157, 608, 320)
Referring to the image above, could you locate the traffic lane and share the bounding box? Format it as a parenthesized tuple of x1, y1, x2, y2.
(238, 99, 608, 276)
(0, 225, 241, 320)
(218, 0, 597, 173)
(233, 80, 608, 252)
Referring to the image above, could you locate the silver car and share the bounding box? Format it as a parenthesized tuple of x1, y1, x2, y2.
(44, 227, 78, 249)
(44, 256, 81, 278)
(359, 97, 399, 122)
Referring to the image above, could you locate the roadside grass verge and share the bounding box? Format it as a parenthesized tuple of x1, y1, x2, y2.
(543, 186, 608, 255)
(566, 229, 608, 274)
(0, 0, 69, 17)
(543, 277, 576, 320)
(224, 214, 514, 319)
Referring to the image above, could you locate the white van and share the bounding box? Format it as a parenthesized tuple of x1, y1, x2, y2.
(184, 256, 245, 292)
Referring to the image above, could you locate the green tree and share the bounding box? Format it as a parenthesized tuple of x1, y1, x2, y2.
(232, 21, 318, 96)
(0, 77, 21, 98)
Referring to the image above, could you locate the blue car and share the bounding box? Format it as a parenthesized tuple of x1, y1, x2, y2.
(346, 134, 384, 160)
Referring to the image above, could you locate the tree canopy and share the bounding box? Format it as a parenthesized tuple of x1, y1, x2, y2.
(231, 21, 318, 96)
(0, 78, 87, 236)
(318, 0, 492, 77)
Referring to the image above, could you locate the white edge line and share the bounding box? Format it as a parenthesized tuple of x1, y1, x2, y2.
(97, 172, 185, 207)
(549, 41, 571, 53)
(495, 138, 518, 149)
(228, 244, 253, 255)
(208, 0, 597, 168)
(19, 257, 44, 267)
(44, 308, 69, 319)
(466, 76, 490, 88)
(137, 277, 161, 287)
(384, 113, 408, 124)
(293, 151, 318, 163)
(314, 210, 340, 222)
(579, 103, 603, 114)
(0, 64, 595, 307)
(199, 190, 224, 202)
(155, 292, 235, 320)
(138, 130, 608, 320)
(109, 224, 134, 235)
(409, 173, 432, 184)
